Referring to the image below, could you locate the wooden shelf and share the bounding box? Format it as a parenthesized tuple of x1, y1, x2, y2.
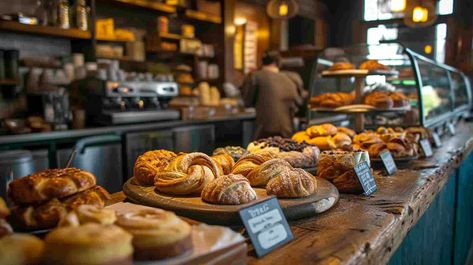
(104, 0, 176, 13)
(96, 36, 134, 42)
(159, 32, 197, 41)
(0, 21, 91, 39)
(185, 10, 222, 24)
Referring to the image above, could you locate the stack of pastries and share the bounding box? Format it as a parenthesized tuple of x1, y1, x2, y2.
(7, 168, 111, 230)
(309, 92, 354, 108)
(246, 136, 320, 168)
(292, 123, 356, 151)
(353, 127, 418, 158)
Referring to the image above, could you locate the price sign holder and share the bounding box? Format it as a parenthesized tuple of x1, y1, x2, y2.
(420, 139, 433, 157)
(239, 197, 293, 257)
(432, 133, 442, 148)
(379, 150, 397, 175)
(354, 161, 377, 196)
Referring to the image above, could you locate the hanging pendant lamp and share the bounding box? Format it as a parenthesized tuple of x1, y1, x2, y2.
(404, 0, 437, 27)
(266, 0, 299, 19)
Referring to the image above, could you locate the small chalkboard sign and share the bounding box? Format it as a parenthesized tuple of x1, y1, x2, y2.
(379, 150, 397, 175)
(239, 197, 293, 257)
(432, 133, 442, 148)
(447, 123, 456, 135)
(420, 139, 433, 157)
(354, 161, 377, 196)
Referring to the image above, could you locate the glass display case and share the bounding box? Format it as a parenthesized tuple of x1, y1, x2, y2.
(307, 43, 471, 133)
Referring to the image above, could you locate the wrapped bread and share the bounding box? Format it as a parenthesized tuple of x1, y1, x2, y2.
(202, 174, 256, 205)
(134, 150, 178, 186)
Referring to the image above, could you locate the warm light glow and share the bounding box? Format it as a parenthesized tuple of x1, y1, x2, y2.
(424, 44, 433, 54)
(412, 6, 429, 23)
(390, 0, 406, 12)
(279, 3, 289, 16)
(234, 17, 247, 26)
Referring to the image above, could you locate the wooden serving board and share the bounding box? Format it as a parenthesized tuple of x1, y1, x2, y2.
(123, 177, 339, 225)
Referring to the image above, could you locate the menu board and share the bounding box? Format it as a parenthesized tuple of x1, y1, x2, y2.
(354, 161, 377, 196)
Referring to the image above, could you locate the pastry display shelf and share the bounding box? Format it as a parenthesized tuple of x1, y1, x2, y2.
(0, 21, 92, 39)
(309, 105, 412, 114)
(321, 69, 399, 78)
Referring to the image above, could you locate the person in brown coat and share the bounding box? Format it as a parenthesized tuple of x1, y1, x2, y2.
(241, 51, 305, 139)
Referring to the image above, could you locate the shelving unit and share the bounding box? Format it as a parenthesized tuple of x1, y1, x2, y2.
(184, 10, 222, 24)
(0, 21, 92, 39)
(101, 0, 176, 13)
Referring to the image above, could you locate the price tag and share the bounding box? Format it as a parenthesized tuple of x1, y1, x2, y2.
(354, 161, 377, 196)
(447, 123, 456, 135)
(239, 197, 293, 257)
(420, 139, 433, 157)
(432, 133, 442, 148)
(379, 150, 397, 175)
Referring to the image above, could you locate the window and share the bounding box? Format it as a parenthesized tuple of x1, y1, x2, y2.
(364, 0, 454, 21)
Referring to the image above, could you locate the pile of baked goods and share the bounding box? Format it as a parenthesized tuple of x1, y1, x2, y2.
(292, 123, 356, 151)
(309, 92, 354, 108)
(246, 136, 320, 168)
(7, 168, 111, 230)
(363, 90, 409, 109)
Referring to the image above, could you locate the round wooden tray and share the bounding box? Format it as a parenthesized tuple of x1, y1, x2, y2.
(123, 176, 339, 225)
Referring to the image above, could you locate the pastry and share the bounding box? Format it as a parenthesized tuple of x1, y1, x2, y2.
(202, 174, 256, 205)
(292, 131, 311, 143)
(0, 197, 9, 219)
(359, 60, 390, 71)
(211, 153, 235, 175)
(305, 123, 338, 138)
(266, 167, 317, 198)
(337, 127, 356, 139)
(277, 149, 319, 168)
(389, 91, 409, 107)
(213, 146, 249, 162)
(8, 168, 96, 205)
(0, 234, 44, 265)
(309, 92, 354, 108)
(353, 132, 383, 149)
(11, 186, 111, 230)
(232, 151, 277, 179)
(364, 91, 394, 109)
(246, 159, 292, 187)
(59, 205, 117, 227)
(328, 62, 355, 71)
(134, 150, 178, 186)
(155, 152, 220, 195)
(116, 208, 192, 260)
(307, 136, 336, 150)
(317, 150, 371, 193)
(332, 132, 352, 148)
(43, 224, 133, 265)
(367, 143, 387, 158)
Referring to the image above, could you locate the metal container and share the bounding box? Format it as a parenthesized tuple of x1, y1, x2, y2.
(0, 150, 35, 199)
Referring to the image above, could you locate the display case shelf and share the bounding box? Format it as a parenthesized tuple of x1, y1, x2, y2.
(0, 21, 92, 39)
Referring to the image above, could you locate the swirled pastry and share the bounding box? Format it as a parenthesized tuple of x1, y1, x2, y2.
(202, 174, 256, 205)
(231, 151, 277, 180)
(266, 168, 317, 198)
(8, 168, 96, 205)
(155, 152, 220, 195)
(134, 150, 178, 186)
(59, 205, 117, 227)
(246, 159, 292, 187)
(211, 153, 235, 175)
(116, 208, 192, 260)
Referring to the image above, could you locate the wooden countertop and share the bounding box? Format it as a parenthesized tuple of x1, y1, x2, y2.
(249, 122, 473, 265)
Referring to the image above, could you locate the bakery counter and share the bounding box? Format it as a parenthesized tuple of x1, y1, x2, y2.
(244, 122, 473, 264)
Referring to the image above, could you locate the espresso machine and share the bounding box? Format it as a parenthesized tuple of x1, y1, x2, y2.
(74, 78, 180, 125)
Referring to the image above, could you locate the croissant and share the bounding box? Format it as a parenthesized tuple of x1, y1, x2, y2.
(266, 168, 317, 198)
(134, 150, 178, 186)
(155, 152, 220, 195)
(201, 174, 257, 205)
(244, 159, 291, 187)
(231, 151, 277, 181)
(211, 153, 235, 175)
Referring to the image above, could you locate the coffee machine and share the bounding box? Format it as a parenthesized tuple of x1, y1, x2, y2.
(74, 78, 180, 125)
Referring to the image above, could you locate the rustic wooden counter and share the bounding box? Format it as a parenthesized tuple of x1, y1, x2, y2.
(248, 122, 473, 265)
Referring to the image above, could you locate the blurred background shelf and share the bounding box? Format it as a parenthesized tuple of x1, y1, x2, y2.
(0, 21, 92, 39)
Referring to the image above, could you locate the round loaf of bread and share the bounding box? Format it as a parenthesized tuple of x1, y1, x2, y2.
(134, 150, 178, 186)
(43, 224, 133, 265)
(202, 174, 256, 205)
(116, 208, 192, 260)
(0, 234, 44, 265)
(8, 168, 96, 205)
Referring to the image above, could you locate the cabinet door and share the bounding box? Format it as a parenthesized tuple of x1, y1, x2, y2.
(173, 125, 215, 154)
(125, 130, 174, 177)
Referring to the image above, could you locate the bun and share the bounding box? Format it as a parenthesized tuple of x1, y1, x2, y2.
(337, 127, 356, 138)
(59, 205, 116, 227)
(266, 167, 317, 198)
(329, 62, 355, 71)
(232, 151, 277, 179)
(0, 234, 44, 265)
(292, 131, 311, 143)
(307, 136, 336, 150)
(44, 224, 133, 265)
(332, 132, 352, 148)
(305, 124, 338, 137)
(364, 91, 394, 109)
(155, 152, 220, 195)
(8, 168, 96, 205)
(134, 150, 178, 186)
(211, 153, 235, 175)
(116, 208, 192, 260)
(202, 174, 256, 205)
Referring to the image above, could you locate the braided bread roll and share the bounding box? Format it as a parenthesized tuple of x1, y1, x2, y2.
(58, 205, 117, 227)
(202, 174, 256, 205)
(211, 153, 235, 175)
(8, 168, 96, 205)
(116, 208, 192, 260)
(134, 150, 178, 186)
(231, 151, 277, 181)
(266, 167, 318, 198)
(155, 152, 220, 195)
